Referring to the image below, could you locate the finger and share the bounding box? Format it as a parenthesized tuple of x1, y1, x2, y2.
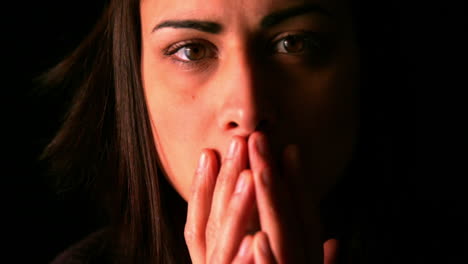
(283, 144, 317, 209)
(245, 202, 261, 235)
(323, 238, 339, 264)
(248, 132, 288, 262)
(283, 145, 323, 263)
(231, 235, 254, 264)
(185, 149, 219, 264)
(253, 232, 277, 264)
(208, 170, 255, 264)
(207, 136, 248, 240)
(281, 144, 306, 232)
(282, 144, 301, 201)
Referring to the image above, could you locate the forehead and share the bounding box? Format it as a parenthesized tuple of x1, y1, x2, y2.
(140, 0, 346, 27)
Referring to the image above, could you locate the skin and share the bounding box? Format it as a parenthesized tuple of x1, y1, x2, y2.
(140, 0, 359, 262)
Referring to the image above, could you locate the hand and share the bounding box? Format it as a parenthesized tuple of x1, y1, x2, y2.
(246, 132, 323, 263)
(185, 136, 259, 263)
(185, 133, 332, 263)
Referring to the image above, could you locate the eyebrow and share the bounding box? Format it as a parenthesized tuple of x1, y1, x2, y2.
(260, 3, 332, 28)
(152, 20, 222, 34)
(151, 3, 331, 34)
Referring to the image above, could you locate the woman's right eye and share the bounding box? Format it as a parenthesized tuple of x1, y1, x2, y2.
(165, 40, 217, 64)
(173, 44, 206, 61)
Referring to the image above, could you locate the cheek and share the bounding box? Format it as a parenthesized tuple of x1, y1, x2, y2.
(282, 66, 358, 199)
(142, 62, 214, 200)
(284, 67, 355, 127)
(147, 96, 208, 200)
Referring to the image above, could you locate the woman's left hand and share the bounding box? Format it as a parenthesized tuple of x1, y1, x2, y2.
(237, 132, 325, 263)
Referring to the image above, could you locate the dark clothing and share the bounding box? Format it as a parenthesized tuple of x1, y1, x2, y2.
(51, 229, 109, 264)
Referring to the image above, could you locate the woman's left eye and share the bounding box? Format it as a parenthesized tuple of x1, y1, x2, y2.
(272, 34, 320, 55)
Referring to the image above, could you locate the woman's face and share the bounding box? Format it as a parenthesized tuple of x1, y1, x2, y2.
(140, 0, 359, 201)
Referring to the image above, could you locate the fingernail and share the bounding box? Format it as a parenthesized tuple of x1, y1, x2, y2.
(257, 233, 269, 255)
(238, 237, 251, 257)
(227, 138, 238, 159)
(197, 152, 207, 172)
(235, 172, 247, 194)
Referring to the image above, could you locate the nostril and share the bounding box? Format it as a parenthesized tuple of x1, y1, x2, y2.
(227, 122, 238, 129)
(226, 120, 271, 132)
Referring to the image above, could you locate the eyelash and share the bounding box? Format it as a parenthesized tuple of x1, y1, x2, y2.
(163, 32, 322, 67)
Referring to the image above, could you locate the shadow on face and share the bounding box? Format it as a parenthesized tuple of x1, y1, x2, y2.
(139, 0, 359, 201)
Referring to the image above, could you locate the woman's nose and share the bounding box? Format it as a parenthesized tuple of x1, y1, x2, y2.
(217, 52, 276, 137)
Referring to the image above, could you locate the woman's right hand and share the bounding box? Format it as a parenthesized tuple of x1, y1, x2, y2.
(185, 136, 276, 263)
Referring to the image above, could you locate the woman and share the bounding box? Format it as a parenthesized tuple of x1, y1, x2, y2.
(42, 0, 392, 263)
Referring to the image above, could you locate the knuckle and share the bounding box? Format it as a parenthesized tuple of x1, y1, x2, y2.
(222, 201, 243, 225)
(184, 225, 199, 244)
(205, 220, 218, 243)
(257, 164, 269, 175)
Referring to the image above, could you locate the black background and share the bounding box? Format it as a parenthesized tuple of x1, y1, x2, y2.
(4, 1, 466, 263)
(5, 1, 108, 262)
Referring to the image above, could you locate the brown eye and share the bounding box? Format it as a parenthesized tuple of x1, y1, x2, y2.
(182, 44, 206, 61)
(167, 42, 214, 62)
(272, 34, 320, 55)
(164, 39, 218, 68)
(282, 35, 305, 53)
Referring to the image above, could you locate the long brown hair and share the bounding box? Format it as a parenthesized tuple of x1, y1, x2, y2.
(41, 0, 189, 262)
